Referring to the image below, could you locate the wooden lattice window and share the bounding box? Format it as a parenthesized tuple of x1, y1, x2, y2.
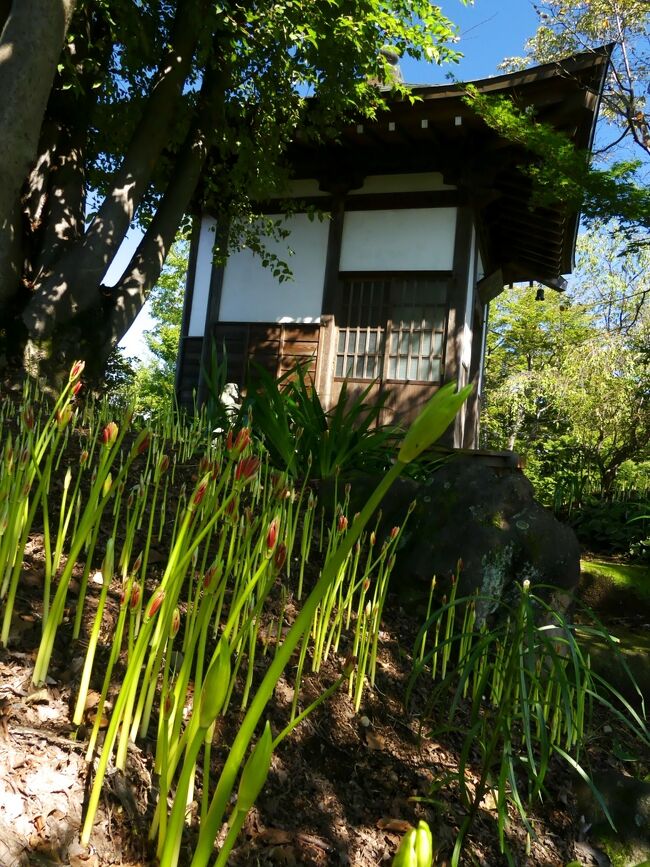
(336, 275, 447, 382)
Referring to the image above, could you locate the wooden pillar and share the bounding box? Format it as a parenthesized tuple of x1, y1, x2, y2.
(314, 314, 337, 412)
(443, 206, 474, 447)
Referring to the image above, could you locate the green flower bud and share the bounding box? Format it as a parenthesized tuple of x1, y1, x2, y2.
(392, 821, 433, 867)
(236, 721, 272, 814)
(398, 382, 473, 463)
(415, 820, 433, 867)
(392, 829, 417, 867)
(199, 640, 231, 729)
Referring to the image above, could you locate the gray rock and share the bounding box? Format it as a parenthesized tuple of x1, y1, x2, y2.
(335, 457, 581, 607)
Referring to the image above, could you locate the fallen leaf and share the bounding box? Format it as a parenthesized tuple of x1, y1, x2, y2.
(377, 818, 412, 833)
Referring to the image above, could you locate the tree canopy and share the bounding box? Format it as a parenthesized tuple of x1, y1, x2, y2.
(0, 0, 465, 382)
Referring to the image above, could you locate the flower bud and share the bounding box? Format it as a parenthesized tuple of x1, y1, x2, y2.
(266, 518, 279, 550)
(72, 380, 83, 397)
(170, 607, 181, 637)
(199, 640, 231, 728)
(234, 456, 260, 483)
(133, 429, 150, 456)
(145, 587, 165, 621)
(80, 449, 89, 465)
(69, 360, 85, 382)
(192, 474, 211, 507)
(398, 382, 472, 463)
(236, 721, 273, 813)
(22, 405, 34, 430)
(337, 514, 348, 532)
(56, 405, 73, 430)
(102, 422, 119, 447)
(390, 526, 399, 539)
(130, 582, 141, 610)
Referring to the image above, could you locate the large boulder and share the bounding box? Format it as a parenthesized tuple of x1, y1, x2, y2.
(336, 456, 581, 609)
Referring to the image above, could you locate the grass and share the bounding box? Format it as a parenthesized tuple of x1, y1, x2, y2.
(580, 558, 650, 605)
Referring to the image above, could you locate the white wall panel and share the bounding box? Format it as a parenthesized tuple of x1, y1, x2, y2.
(188, 217, 217, 336)
(340, 208, 457, 272)
(219, 213, 329, 322)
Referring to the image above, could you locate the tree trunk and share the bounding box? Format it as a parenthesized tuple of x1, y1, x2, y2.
(0, 0, 76, 303)
(22, 0, 209, 339)
(102, 65, 230, 359)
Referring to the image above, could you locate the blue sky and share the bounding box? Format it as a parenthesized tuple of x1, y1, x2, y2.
(119, 0, 541, 360)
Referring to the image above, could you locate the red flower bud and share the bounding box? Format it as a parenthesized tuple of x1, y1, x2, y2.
(266, 518, 279, 550)
(157, 454, 170, 476)
(234, 456, 260, 483)
(193, 475, 210, 507)
(72, 380, 83, 397)
(22, 405, 34, 430)
(132, 552, 142, 575)
(102, 421, 119, 446)
(134, 429, 150, 455)
(145, 588, 165, 620)
(390, 526, 399, 539)
(79, 449, 89, 465)
(227, 427, 251, 458)
(170, 607, 181, 637)
(69, 360, 85, 382)
(56, 405, 73, 429)
(337, 514, 348, 532)
(130, 582, 141, 610)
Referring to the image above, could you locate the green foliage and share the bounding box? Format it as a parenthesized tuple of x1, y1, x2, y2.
(499, 0, 649, 158)
(409, 584, 649, 865)
(126, 239, 188, 415)
(241, 363, 395, 479)
(464, 86, 650, 247)
(482, 225, 650, 553)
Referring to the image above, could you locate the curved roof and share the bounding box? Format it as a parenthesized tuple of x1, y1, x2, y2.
(288, 47, 612, 290)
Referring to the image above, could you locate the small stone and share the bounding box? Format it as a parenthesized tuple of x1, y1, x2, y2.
(359, 715, 371, 727)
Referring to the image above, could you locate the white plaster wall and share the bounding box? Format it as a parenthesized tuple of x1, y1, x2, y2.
(219, 213, 329, 322)
(340, 207, 457, 272)
(188, 216, 218, 336)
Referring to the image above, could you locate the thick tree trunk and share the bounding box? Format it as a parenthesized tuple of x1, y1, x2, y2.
(22, 0, 209, 338)
(0, 0, 76, 304)
(102, 66, 230, 359)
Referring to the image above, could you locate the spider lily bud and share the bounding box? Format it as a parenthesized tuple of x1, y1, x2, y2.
(392, 820, 433, 867)
(102, 422, 119, 446)
(102, 473, 113, 498)
(234, 456, 260, 483)
(156, 454, 170, 479)
(69, 360, 85, 382)
(192, 474, 211, 508)
(130, 582, 141, 610)
(199, 640, 231, 728)
(133, 429, 150, 456)
(22, 405, 34, 430)
(266, 518, 279, 550)
(56, 405, 73, 430)
(337, 514, 348, 532)
(170, 607, 181, 637)
(236, 721, 273, 813)
(398, 382, 472, 463)
(227, 427, 251, 458)
(145, 587, 165, 621)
